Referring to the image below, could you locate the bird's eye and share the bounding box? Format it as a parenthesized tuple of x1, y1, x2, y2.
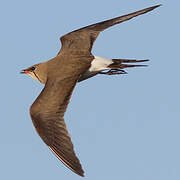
(31, 67, 36, 71)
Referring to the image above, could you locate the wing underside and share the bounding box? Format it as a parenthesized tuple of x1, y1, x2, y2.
(30, 76, 84, 176)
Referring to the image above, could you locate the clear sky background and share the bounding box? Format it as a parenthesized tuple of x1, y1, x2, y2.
(0, 0, 179, 179)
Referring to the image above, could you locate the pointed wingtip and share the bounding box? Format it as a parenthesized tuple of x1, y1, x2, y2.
(149, 4, 162, 10)
(144, 4, 162, 14)
(153, 4, 162, 8)
(80, 173, 85, 177)
(49, 146, 85, 177)
(75, 170, 85, 177)
(143, 4, 162, 13)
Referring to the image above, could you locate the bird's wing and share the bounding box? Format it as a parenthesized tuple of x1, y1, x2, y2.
(30, 75, 84, 177)
(58, 5, 161, 55)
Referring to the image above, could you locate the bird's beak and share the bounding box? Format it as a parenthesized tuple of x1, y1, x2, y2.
(20, 69, 26, 74)
(20, 69, 29, 74)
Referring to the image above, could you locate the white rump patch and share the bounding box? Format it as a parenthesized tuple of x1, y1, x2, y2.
(89, 56, 113, 72)
(78, 56, 113, 82)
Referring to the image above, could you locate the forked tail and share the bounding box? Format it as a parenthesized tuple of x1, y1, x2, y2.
(100, 59, 149, 75)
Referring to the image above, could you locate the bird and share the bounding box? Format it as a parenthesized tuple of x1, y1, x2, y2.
(21, 5, 160, 177)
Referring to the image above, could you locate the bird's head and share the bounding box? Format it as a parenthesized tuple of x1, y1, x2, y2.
(20, 62, 47, 84)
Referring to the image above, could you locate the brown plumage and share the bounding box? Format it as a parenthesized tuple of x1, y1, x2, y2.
(21, 5, 161, 177)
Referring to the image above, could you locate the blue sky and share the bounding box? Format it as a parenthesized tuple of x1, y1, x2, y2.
(0, 0, 179, 179)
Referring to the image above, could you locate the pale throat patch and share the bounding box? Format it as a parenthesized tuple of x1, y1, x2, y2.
(28, 72, 40, 82)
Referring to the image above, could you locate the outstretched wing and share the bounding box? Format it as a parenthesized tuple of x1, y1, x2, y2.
(58, 5, 161, 55)
(30, 76, 84, 177)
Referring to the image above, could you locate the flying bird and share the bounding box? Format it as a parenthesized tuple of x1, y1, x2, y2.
(21, 5, 160, 177)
